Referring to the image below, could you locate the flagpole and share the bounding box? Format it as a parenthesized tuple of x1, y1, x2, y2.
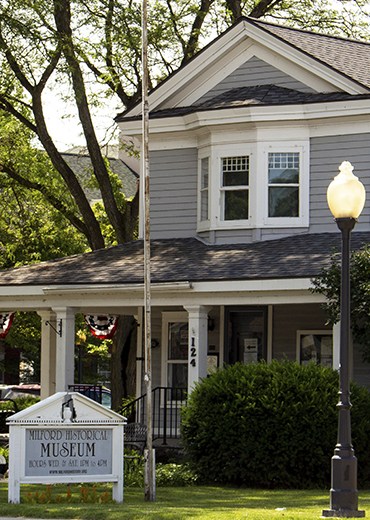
(142, 0, 155, 502)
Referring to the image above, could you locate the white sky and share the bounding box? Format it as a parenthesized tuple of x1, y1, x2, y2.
(42, 87, 121, 152)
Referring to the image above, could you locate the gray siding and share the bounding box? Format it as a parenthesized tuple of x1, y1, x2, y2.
(273, 304, 330, 361)
(353, 342, 370, 389)
(196, 56, 315, 104)
(150, 148, 198, 239)
(309, 133, 370, 234)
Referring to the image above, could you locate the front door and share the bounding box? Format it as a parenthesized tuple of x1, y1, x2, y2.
(224, 307, 267, 364)
(161, 312, 188, 389)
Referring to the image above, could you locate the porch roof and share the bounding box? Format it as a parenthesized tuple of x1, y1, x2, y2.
(0, 232, 369, 287)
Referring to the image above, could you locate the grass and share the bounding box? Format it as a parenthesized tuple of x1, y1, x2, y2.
(0, 483, 369, 519)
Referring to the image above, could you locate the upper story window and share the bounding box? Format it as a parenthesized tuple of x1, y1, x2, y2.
(268, 152, 299, 218)
(200, 157, 209, 221)
(221, 156, 249, 220)
(197, 140, 309, 231)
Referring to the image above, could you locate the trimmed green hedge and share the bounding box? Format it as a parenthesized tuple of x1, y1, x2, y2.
(181, 361, 370, 488)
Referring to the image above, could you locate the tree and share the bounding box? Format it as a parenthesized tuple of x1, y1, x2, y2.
(311, 245, 370, 363)
(0, 0, 369, 405)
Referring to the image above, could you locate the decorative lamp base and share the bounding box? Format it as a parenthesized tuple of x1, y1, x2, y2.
(322, 509, 365, 518)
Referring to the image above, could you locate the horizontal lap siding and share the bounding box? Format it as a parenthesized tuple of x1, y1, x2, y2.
(197, 57, 314, 103)
(310, 134, 370, 234)
(273, 304, 330, 361)
(150, 148, 197, 239)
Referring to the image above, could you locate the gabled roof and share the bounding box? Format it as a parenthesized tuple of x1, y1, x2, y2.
(117, 17, 370, 121)
(0, 233, 369, 286)
(250, 19, 370, 89)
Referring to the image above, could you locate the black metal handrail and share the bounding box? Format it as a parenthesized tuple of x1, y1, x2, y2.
(121, 387, 187, 444)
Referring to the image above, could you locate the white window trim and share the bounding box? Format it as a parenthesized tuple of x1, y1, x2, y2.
(262, 142, 309, 228)
(197, 150, 211, 231)
(160, 311, 188, 388)
(296, 329, 333, 367)
(197, 139, 309, 232)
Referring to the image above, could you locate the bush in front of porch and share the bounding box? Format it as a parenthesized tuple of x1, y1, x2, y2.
(181, 360, 370, 488)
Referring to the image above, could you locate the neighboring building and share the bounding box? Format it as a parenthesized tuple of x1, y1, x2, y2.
(61, 151, 138, 203)
(0, 17, 369, 421)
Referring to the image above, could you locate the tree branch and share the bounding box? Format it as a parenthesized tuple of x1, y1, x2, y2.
(0, 163, 90, 238)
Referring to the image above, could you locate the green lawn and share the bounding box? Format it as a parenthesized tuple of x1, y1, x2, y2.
(0, 484, 369, 519)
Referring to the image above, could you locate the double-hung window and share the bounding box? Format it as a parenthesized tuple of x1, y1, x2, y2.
(268, 152, 299, 218)
(200, 157, 209, 222)
(221, 155, 249, 221)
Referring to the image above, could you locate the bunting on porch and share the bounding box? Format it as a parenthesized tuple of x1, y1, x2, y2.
(84, 315, 118, 340)
(0, 312, 14, 339)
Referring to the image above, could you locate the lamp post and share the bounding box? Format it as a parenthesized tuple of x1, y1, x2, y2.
(323, 161, 366, 518)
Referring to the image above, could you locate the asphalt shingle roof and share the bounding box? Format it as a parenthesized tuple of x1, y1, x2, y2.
(136, 85, 366, 121)
(117, 17, 370, 122)
(251, 18, 370, 89)
(1, 233, 369, 286)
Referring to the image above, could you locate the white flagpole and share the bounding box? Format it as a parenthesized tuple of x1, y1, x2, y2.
(142, 0, 155, 502)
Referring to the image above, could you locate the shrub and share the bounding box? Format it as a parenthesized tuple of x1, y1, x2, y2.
(181, 360, 370, 488)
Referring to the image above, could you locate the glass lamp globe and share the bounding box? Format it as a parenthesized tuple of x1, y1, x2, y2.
(327, 161, 366, 219)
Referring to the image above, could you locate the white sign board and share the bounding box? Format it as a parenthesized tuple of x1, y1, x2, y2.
(25, 428, 112, 477)
(7, 392, 125, 504)
(243, 338, 258, 364)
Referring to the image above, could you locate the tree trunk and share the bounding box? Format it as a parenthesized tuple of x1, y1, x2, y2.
(110, 316, 138, 410)
(54, 0, 129, 245)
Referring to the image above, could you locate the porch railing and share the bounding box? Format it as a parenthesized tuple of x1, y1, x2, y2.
(121, 387, 187, 445)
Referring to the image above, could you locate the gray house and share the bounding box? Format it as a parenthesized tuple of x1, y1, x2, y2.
(0, 18, 369, 428)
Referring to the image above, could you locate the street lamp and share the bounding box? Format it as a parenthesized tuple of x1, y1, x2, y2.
(323, 161, 366, 518)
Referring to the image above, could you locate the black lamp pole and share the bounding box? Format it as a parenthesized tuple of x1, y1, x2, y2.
(322, 217, 365, 518)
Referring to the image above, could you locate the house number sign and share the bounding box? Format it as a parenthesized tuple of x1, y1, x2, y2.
(190, 336, 196, 367)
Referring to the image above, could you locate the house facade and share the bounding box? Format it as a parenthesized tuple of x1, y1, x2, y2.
(0, 17, 369, 410)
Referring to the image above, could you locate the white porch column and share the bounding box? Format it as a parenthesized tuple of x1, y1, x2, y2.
(184, 305, 212, 393)
(37, 310, 57, 399)
(52, 307, 76, 392)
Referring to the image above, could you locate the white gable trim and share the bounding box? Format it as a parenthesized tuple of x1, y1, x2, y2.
(124, 19, 368, 118)
(169, 43, 339, 109)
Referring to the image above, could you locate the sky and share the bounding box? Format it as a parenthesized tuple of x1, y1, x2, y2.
(42, 86, 121, 152)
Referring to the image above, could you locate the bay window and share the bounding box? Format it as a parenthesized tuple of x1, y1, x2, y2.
(197, 140, 308, 231)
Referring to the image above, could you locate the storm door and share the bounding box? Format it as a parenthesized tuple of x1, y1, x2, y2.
(161, 312, 188, 389)
(224, 307, 267, 364)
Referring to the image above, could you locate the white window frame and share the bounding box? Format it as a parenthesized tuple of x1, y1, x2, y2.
(197, 140, 309, 232)
(197, 152, 210, 231)
(296, 329, 333, 367)
(262, 143, 309, 228)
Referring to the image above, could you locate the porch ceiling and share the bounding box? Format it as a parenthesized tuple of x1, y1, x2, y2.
(0, 232, 369, 287)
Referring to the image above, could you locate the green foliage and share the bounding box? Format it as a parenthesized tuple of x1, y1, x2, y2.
(75, 314, 111, 385)
(5, 312, 41, 381)
(124, 453, 198, 487)
(12, 396, 40, 410)
(181, 361, 370, 488)
(311, 245, 370, 362)
(0, 445, 9, 463)
(156, 463, 199, 486)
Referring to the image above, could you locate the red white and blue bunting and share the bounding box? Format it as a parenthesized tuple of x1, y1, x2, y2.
(84, 315, 118, 340)
(0, 312, 14, 339)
